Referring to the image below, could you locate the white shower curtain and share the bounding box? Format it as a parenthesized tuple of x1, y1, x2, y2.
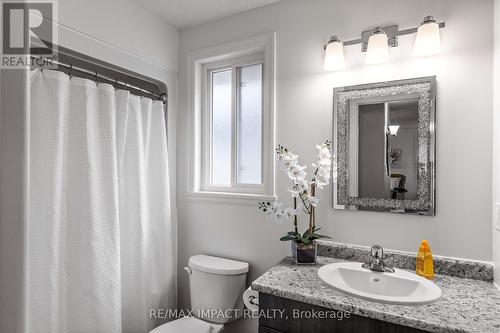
(27, 69, 175, 333)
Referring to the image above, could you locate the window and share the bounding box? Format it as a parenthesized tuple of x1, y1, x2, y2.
(201, 54, 267, 194)
(187, 33, 275, 201)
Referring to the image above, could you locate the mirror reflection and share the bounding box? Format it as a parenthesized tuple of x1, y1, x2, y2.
(348, 98, 419, 206)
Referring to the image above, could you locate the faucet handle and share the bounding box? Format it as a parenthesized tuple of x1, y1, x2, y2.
(363, 244, 395, 273)
(370, 245, 384, 259)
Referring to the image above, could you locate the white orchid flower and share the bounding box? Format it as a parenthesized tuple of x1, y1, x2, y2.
(262, 201, 285, 224)
(282, 152, 298, 164)
(307, 195, 319, 207)
(318, 167, 331, 180)
(287, 164, 307, 184)
(316, 145, 331, 158)
(278, 151, 299, 170)
(318, 158, 331, 167)
(287, 186, 302, 197)
(319, 150, 331, 160)
(283, 207, 296, 221)
(299, 178, 310, 190)
(315, 178, 328, 189)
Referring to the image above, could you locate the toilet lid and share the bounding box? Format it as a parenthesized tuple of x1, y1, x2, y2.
(149, 316, 223, 333)
(189, 255, 249, 275)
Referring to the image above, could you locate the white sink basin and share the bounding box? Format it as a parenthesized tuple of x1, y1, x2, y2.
(317, 262, 442, 305)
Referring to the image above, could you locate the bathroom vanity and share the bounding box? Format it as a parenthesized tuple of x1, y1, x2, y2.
(258, 292, 425, 333)
(251, 244, 500, 333)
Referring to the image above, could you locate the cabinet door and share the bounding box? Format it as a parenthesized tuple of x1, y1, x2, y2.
(259, 293, 427, 333)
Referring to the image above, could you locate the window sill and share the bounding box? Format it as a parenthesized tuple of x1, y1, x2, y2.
(184, 191, 276, 206)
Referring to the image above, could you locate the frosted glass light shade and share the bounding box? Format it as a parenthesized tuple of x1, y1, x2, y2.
(414, 18, 441, 56)
(365, 31, 390, 64)
(324, 38, 345, 71)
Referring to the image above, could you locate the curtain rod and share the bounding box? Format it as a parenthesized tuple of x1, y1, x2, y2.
(32, 57, 167, 104)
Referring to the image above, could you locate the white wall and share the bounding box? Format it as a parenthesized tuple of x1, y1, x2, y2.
(493, 0, 500, 287)
(0, 0, 179, 331)
(58, 0, 178, 71)
(177, 0, 494, 331)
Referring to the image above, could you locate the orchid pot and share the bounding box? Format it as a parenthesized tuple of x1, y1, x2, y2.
(291, 241, 318, 264)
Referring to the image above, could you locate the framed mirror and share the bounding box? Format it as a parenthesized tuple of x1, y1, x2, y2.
(333, 77, 436, 215)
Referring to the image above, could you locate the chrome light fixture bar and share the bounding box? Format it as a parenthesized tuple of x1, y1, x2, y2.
(359, 25, 399, 52)
(343, 20, 445, 50)
(323, 16, 445, 71)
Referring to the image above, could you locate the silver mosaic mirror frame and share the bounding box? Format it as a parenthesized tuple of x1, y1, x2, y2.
(333, 76, 436, 215)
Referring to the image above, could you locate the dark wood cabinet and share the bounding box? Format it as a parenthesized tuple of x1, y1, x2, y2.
(258, 293, 427, 333)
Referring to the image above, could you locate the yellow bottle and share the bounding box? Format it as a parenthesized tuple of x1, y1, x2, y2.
(416, 240, 434, 280)
(423, 242, 435, 280)
(416, 241, 426, 276)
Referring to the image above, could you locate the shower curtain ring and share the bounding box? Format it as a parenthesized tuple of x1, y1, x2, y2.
(160, 93, 167, 104)
(113, 78, 119, 89)
(94, 72, 99, 86)
(68, 64, 73, 79)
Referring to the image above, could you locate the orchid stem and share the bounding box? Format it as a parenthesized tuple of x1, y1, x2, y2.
(293, 197, 298, 234)
(299, 193, 311, 214)
(308, 184, 316, 234)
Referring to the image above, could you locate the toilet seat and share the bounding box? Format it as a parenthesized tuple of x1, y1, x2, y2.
(149, 316, 224, 333)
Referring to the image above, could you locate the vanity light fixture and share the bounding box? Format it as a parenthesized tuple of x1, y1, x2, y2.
(323, 16, 445, 71)
(324, 35, 346, 71)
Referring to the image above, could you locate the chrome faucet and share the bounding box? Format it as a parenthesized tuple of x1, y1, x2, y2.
(362, 245, 395, 273)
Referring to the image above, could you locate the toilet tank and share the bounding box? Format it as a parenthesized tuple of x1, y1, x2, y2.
(187, 255, 249, 324)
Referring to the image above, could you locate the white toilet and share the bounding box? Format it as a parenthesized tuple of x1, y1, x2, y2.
(150, 255, 249, 333)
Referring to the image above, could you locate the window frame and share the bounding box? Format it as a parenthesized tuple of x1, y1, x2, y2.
(186, 33, 276, 203)
(201, 53, 265, 194)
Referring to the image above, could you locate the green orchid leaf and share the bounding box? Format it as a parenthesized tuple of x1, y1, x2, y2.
(302, 228, 314, 238)
(299, 237, 311, 244)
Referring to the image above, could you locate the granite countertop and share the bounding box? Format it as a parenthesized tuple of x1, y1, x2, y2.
(251, 256, 500, 333)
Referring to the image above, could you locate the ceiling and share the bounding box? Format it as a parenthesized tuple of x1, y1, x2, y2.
(132, 0, 280, 29)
